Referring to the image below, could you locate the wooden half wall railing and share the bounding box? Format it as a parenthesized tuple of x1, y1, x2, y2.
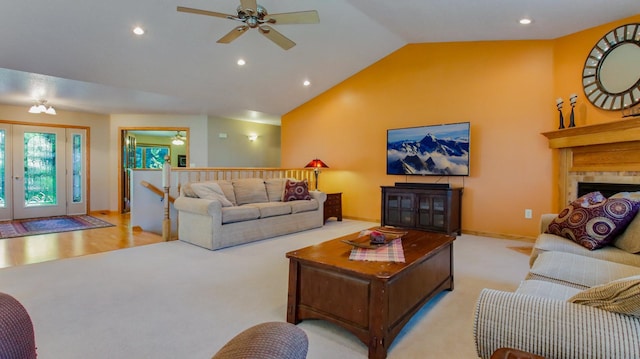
(170, 167, 317, 192)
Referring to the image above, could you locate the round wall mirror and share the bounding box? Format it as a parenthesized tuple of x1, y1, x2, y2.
(582, 23, 640, 111)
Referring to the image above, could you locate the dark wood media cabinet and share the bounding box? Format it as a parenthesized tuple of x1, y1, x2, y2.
(381, 184, 462, 235)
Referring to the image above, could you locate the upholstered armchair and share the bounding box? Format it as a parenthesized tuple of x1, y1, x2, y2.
(0, 292, 37, 359)
(212, 322, 308, 359)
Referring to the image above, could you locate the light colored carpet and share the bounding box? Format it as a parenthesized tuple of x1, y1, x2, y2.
(0, 220, 531, 358)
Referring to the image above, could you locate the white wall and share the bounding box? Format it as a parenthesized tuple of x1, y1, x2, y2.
(207, 116, 281, 167)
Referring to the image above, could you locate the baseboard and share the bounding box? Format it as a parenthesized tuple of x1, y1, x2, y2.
(462, 230, 536, 243)
(330, 216, 537, 242)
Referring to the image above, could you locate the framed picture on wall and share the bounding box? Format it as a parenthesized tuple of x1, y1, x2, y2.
(178, 155, 187, 167)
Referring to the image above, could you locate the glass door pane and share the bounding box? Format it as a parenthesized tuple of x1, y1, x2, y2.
(67, 128, 87, 215)
(13, 125, 66, 219)
(0, 124, 11, 220)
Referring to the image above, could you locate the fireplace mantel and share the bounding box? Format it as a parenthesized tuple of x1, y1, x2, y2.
(542, 117, 640, 209)
(542, 117, 640, 149)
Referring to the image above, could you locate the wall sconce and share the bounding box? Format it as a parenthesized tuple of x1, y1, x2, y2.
(248, 134, 258, 141)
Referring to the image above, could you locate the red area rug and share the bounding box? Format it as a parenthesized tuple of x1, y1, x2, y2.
(0, 215, 114, 239)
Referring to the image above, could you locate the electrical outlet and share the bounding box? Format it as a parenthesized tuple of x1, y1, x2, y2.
(525, 209, 533, 219)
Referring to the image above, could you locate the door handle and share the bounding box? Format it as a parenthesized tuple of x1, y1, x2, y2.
(14, 176, 20, 180)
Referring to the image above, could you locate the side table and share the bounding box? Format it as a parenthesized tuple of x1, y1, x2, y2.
(323, 192, 342, 222)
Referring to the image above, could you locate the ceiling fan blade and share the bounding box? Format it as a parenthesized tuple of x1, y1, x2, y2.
(240, 0, 258, 14)
(266, 10, 319, 25)
(217, 25, 249, 44)
(177, 6, 235, 20)
(258, 25, 296, 50)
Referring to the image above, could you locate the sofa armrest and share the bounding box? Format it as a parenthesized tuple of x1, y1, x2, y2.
(174, 196, 222, 216)
(474, 289, 640, 359)
(539, 213, 556, 234)
(309, 190, 327, 204)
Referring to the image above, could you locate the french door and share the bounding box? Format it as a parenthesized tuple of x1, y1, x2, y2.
(0, 124, 87, 220)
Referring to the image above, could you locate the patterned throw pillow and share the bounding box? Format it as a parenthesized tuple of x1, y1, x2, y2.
(282, 180, 311, 202)
(569, 274, 640, 318)
(571, 191, 606, 207)
(545, 192, 640, 250)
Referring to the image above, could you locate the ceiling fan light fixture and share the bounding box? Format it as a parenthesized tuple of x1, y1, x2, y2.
(171, 131, 186, 146)
(177, 2, 319, 50)
(45, 106, 57, 115)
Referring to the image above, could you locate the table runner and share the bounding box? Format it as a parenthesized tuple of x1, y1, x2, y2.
(349, 238, 405, 262)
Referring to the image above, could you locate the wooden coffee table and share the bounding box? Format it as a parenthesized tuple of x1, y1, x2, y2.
(286, 228, 455, 359)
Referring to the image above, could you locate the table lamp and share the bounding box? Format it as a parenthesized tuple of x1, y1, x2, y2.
(304, 158, 329, 190)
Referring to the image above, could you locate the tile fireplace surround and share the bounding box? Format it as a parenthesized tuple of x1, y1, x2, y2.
(542, 117, 640, 209)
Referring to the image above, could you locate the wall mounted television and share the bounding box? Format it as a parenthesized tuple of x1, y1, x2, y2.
(387, 122, 470, 176)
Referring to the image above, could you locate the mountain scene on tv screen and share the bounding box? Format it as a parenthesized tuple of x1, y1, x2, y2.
(387, 124, 469, 176)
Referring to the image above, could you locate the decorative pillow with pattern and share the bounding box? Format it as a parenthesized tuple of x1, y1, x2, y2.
(545, 192, 640, 250)
(569, 274, 640, 318)
(283, 180, 311, 202)
(571, 191, 606, 207)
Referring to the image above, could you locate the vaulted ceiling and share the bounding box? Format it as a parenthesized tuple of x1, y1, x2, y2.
(1, 0, 638, 125)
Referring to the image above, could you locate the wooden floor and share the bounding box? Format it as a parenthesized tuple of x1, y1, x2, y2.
(0, 211, 164, 269)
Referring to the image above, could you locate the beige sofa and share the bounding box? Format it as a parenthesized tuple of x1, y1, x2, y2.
(174, 178, 326, 250)
(474, 214, 640, 359)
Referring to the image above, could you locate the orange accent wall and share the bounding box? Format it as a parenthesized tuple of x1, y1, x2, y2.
(282, 15, 640, 239)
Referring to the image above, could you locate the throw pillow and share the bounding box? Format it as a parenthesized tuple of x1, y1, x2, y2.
(569, 274, 640, 318)
(610, 192, 640, 253)
(190, 182, 233, 207)
(545, 192, 640, 250)
(283, 179, 311, 202)
(571, 191, 606, 207)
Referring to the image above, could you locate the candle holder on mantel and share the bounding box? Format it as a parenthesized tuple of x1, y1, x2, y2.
(556, 98, 565, 129)
(569, 94, 577, 128)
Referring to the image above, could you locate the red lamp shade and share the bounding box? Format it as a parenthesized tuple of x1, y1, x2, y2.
(304, 159, 328, 190)
(304, 159, 329, 169)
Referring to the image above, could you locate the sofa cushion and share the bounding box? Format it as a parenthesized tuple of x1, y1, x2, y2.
(529, 251, 640, 288)
(569, 274, 640, 318)
(221, 206, 260, 224)
(217, 180, 237, 206)
(190, 182, 233, 207)
(233, 178, 268, 205)
(283, 180, 311, 202)
(545, 193, 640, 250)
(516, 279, 582, 301)
(610, 192, 640, 254)
(248, 202, 292, 218)
(264, 178, 286, 202)
(289, 199, 319, 214)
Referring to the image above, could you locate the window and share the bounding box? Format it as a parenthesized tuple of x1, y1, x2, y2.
(135, 145, 170, 169)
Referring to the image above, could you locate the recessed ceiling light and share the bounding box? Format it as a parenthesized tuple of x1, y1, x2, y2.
(237, 59, 246, 66)
(519, 18, 532, 25)
(133, 26, 145, 35)
(303, 80, 311, 87)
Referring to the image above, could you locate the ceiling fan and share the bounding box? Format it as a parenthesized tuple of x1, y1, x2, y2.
(177, 0, 319, 50)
